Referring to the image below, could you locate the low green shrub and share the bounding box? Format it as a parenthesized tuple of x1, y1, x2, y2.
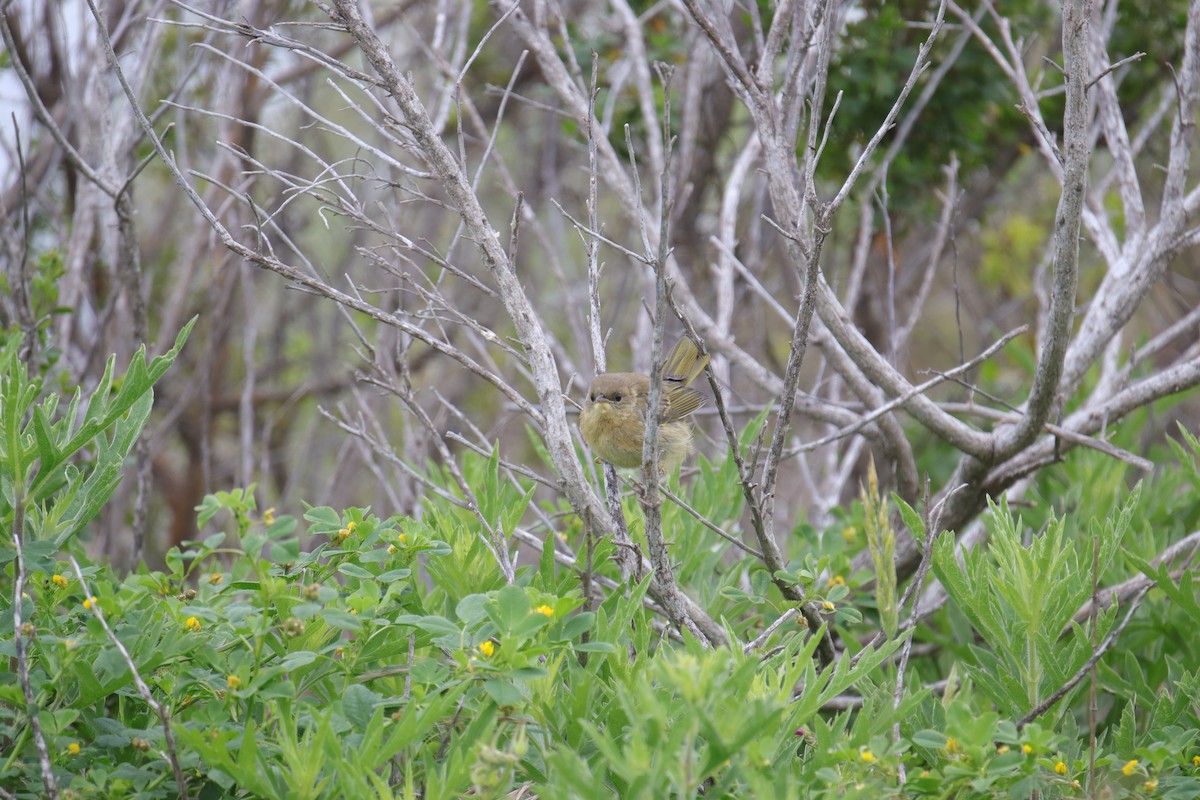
(3, 332, 1199, 798)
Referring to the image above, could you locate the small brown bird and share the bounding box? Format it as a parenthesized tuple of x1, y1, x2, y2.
(579, 337, 710, 473)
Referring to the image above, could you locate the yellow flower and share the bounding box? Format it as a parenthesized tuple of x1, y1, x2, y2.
(1194, 754, 1200, 768)
(859, 750, 876, 764)
(52, 574, 68, 588)
(387, 544, 398, 554)
(479, 640, 495, 658)
(184, 616, 202, 632)
(841, 526, 857, 542)
(827, 575, 846, 588)
(944, 737, 961, 755)
(1144, 779, 1158, 792)
(1055, 761, 1067, 775)
(1122, 759, 1139, 776)
(226, 675, 241, 690)
(398, 533, 407, 544)
(1023, 744, 1033, 755)
(263, 507, 276, 525)
(346, 521, 357, 532)
(997, 745, 1010, 754)
(534, 605, 554, 617)
(208, 573, 223, 585)
(822, 601, 835, 611)
(67, 742, 80, 755)
(82, 596, 98, 610)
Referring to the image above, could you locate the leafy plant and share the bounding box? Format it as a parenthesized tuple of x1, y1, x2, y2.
(932, 494, 1124, 718)
(1, 318, 196, 548)
(4, 346, 1200, 797)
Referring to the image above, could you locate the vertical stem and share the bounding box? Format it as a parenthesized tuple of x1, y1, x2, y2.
(995, 0, 1089, 457)
(11, 487, 60, 797)
(584, 53, 638, 583)
(638, 62, 709, 644)
(1087, 530, 1100, 794)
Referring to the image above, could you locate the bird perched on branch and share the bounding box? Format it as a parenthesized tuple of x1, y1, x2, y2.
(579, 337, 709, 473)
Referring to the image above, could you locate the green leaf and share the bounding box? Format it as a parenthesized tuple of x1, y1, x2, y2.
(561, 611, 596, 640)
(304, 506, 342, 532)
(322, 610, 363, 632)
(488, 584, 532, 636)
(31, 406, 57, 467)
(397, 614, 462, 641)
(893, 494, 926, 543)
(911, 729, 948, 749)
(1126, 554, 1200, 625)
(337, 563, 374, 579)
(482, 678, 525, 707)
(456, 594, 489, 626)
(278, 651, 319, 671)
(342, 684, 383, 732)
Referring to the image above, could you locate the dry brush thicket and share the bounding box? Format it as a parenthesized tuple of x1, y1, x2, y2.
(2, 0, 1199, 644)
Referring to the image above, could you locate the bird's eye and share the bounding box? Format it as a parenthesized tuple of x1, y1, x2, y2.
(613, 392, 623, 402)
(589, 393, 596, 402)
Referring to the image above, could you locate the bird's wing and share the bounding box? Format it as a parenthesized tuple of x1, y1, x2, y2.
(660, 387, 705, 422)
(662, 338, 710, 387)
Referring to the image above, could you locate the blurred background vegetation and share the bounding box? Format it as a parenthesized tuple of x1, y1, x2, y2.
(1, 0, 1197, 564)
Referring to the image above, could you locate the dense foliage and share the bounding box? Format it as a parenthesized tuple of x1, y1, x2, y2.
(2, 330, 1199, 799)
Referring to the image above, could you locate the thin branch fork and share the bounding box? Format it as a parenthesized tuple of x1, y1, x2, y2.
(793, 326, 1027, 456)
(1087, 51, 1146, 89)
(936, 402, 1153, 472)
